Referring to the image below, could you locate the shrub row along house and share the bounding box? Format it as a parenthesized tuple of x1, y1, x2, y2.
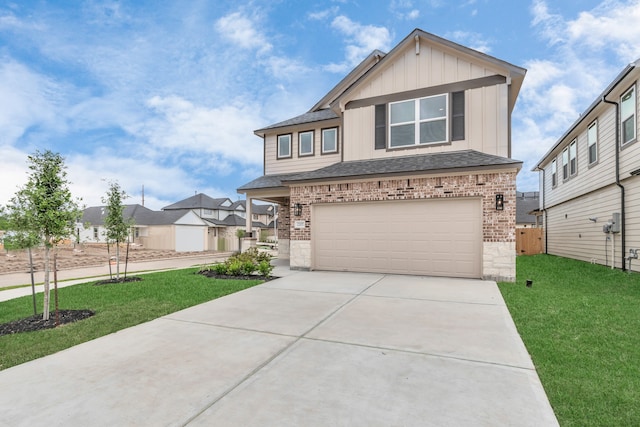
(78, 193, 276, 252)
(238, 28, 527, 282)
(535, 59, 640, 271)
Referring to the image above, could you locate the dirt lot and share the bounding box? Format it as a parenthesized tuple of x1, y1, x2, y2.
(0, 243, 216, 275)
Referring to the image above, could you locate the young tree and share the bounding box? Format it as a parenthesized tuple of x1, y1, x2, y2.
(102, 181, 132, 281)
(11, 150, 81, 320)
(1, 196, 41, 316)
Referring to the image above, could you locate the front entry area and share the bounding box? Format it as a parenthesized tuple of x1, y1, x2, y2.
(312, 198, 482, 278)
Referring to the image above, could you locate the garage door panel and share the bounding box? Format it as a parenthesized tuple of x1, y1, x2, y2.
(312, 199, 481, 278)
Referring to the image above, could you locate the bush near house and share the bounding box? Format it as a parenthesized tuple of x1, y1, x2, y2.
(199, 247, 274, 279)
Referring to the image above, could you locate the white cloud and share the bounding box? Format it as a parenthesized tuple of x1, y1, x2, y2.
(0, 59, 65, 144)
(513, 0, 640, 191)
(142, 95, 263, 167)
(308, 7, 339, 21)
(446, 30, 492, 53)
(325, 16, 392, 72)
(215, 11, 272, 55)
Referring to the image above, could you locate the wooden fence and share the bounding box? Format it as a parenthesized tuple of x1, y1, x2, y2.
(516, 228, 544, 255)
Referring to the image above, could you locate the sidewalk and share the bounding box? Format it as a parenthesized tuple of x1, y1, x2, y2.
(0, 253, 229, 302)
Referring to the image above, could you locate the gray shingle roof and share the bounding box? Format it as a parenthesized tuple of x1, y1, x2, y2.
(282, 150, 522, 183)
(254, 109, 339, 134)
(237, 173, 302, 191)
(238, 151, 521, 191)
(516, 192, 540, 224)
(81, 204, 156, 226)
(163, 193, 232, 211)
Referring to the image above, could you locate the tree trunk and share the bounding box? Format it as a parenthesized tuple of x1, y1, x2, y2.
(28, 247, 37, 316)
(54, 253, 59, 327)
(116, 241, 120, 280)
(43, 245, 51, 321)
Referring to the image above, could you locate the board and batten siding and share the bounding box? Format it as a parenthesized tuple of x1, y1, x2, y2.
(546, 185, 623, 268)
(264, 123, 341, 175)
(346, 42, 503, 100)
(342, 84, 508, 161)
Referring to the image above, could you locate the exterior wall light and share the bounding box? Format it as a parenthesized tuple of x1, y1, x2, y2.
(293, 203, 303, 216)
(495, 194, 504, 211)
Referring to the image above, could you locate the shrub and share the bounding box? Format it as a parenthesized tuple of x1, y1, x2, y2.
(201, 247, 274, 278)
(258, 260, 274, 277)
(212, 262, 228, 275)
(226, 260, 243, 276)
(240, 260, 257, 275)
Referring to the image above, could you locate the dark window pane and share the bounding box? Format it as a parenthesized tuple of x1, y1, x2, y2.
(390, 101, 414, 124)
(390, 124, 415, 147)
(420, 120, 446, 143)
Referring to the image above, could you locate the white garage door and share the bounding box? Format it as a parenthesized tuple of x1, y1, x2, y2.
(175, 226, 205, 252)
(312, 198, 482, 278)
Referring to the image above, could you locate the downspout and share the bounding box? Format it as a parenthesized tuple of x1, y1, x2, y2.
(541, 168, 548, 253)
(602, 96, 626, 271)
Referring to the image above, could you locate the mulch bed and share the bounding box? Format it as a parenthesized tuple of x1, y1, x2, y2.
(0, 309, 95, 337)
(197, 271, 276, 281)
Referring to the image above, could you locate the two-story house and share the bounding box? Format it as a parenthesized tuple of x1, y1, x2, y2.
(535, 59, 640, 271)
(239, 28, 526, 281)
(79, 193, 275, 252)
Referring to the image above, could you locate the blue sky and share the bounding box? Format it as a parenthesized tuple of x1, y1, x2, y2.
(1, 0, 639, 210)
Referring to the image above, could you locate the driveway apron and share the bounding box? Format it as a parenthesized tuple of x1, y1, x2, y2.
(0, 271, 558, 426)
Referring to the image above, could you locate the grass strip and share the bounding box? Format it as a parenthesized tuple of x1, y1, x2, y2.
(0, 268, 261, 371)
(499, 254, 640, 426)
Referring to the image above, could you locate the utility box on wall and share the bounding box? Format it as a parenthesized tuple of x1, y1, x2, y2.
(611, 212, 621, 233)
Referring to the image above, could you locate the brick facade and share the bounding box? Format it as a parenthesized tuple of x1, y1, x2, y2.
(288, 171, 517, 243)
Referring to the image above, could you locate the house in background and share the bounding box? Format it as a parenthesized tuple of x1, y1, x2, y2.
(78, 193, 276, 252)
(516, 191, 541, 228)
(239, 28, 526, 281)
(535, 59, 640, 271)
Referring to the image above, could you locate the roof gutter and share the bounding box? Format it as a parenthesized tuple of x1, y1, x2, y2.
(534, 62, 638, 171)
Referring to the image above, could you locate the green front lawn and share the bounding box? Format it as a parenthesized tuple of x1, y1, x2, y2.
(0, 269, 262, 371)
(499, 255, 640, 426)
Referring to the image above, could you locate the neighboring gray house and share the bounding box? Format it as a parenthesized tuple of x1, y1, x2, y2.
(239, 28, 526, 281)
(78, 194, 277, 253)
(78, 204, 209, 252)
(535, 59, 640, 270)
(516, 192, 541, 228)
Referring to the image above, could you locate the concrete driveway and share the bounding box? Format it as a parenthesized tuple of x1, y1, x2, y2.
(0, 268, 558, 426)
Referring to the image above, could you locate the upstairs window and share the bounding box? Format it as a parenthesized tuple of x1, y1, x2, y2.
(562, 148, 569, 180)
(551, 159, 557, 187)
(588, 121, 598, 164)
(322, 127, 338, 153)
(277, 134, 292, 159)
(299, 131, 314, 156)
(621, 85, 636, 145)
(569, 139, 577, 176)
(389, 94, 448, 148)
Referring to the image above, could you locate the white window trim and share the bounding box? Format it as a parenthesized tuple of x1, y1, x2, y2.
(621, 85, 636, 146)
(551, 159, 557, 188)
(562, 148, 569, 180)
(389, 94, 449, 148)
(569, 139, 577, 176)
(298, 130, 314, 157)
(277, 134, 292, 159)
(321, 127, 338, 154)
(588, 120, 598, 165)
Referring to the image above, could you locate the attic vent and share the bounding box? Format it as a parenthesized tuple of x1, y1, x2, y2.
(414, 35, 420, 55)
